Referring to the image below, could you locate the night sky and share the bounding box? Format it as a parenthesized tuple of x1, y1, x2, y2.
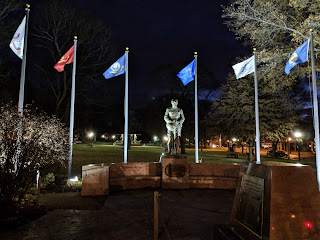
(62, 0, 250, 106)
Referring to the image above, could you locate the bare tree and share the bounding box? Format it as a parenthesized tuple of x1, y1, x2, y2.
(32, 0, 115, 121)
(0, 0, 24, 47)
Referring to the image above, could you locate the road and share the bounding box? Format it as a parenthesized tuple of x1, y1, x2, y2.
(233, 147, 316, 162)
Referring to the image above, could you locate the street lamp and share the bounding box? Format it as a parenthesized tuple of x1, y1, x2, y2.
(294, 132, 302, 162)
(294, 132, 302, 138)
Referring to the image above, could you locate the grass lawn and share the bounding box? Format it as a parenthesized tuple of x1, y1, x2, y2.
(59, 142, 316, 177)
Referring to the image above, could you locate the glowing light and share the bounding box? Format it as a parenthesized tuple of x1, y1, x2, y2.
(271, 227, 275, 230)
(295, 163, 304, 167)
(305, 222, 313, 228)
(294, 132, 302, 138)
(163, 136, 168, 141)
(88, 132, 94, 137)
(112, 135, 116, 139)
(69, 176, 78, 182)
(101, 135, 105, 138)
(288, 137, 292, 141)
(212, 144, 217, 148)
(291, 214, 296, 218)
(232, 138, 237, 142)
(154, 136, 158, 140)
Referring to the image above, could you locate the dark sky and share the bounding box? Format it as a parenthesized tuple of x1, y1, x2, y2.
(68, 0, 249, 105)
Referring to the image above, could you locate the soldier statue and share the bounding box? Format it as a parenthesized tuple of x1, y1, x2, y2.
(164, 99, 185, 155)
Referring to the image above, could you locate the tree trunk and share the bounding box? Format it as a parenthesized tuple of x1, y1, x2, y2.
(180, 135, 186, 154)
(249, 140, 253, 161)
(201, 139, 203, 152)
(272, 140, 279, 157)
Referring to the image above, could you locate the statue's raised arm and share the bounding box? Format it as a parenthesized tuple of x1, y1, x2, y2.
(164, 99, 185, 155)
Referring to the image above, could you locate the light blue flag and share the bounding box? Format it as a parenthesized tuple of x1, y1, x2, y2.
(177, 59, 195, 86)
(285, 39, 309, 75)
(103, 54, 125, 79)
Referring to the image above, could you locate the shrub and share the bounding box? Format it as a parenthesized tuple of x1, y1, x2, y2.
(0, 105, 69, 207)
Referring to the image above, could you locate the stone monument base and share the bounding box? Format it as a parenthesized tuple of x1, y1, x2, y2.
(81, 164, 109, 196)
(229, 161, 320, 240)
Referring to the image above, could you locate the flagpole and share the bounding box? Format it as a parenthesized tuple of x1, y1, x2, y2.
(68, 36, 77, 179)
(253, 49, 261, 164)
(14, 4, 30, 173)
(124, 47, 129, 163)
(18, 4, 30, 115)
(309, 30, 320, 190)
(194, 52, 199, 163)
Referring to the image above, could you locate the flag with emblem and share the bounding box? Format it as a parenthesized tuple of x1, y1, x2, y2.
(177, 59, 195, 86)
(103, 54, 126, 79)
(9, 16, 26, 59)
(285, 39, 309, 75)
(54, 45, 74, 72)
(232, 55, 255, 79)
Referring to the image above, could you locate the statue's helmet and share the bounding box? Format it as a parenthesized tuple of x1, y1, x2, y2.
(171, 99, 178, 107)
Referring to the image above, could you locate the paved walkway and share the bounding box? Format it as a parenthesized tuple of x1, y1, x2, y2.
(0, 189, 235, 240)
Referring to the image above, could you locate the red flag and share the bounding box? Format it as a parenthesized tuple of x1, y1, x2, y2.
(54, 45, 74, 72)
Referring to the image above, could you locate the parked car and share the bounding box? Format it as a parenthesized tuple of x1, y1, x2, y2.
(267, 150, 288, 158)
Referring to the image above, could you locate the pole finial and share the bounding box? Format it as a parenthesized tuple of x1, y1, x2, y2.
(194, 51, 198, 55)
(310, 29, 313, 32)
(26, 4, 30, 8)
(74, 36, 77, 40)
(126, 47, 129, 51)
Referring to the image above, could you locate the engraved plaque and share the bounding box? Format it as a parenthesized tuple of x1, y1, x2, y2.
(235, 174, 264, 238)
(165, 164, 187, 177)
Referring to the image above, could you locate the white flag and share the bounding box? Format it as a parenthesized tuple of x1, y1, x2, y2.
(9, 16, 26, 59)
(232, 55, 255, 79)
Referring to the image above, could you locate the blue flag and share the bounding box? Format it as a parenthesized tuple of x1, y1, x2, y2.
(285, 39, 309, 75)
(177, 59, 195, 86)
(103, 54, 125, 79)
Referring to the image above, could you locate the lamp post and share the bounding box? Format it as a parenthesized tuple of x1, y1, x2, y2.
(163, 136, 168, 151)
(232, 138, 237, 152)
(288, 137, 292, 160)
(294, 132, 302, 162)
(88, 132, 94, 147)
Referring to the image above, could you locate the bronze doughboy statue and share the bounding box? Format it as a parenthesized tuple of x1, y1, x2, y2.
(164, 99, 185, 155)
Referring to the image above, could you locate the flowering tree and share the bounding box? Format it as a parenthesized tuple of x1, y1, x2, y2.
(0, 105, 68, 207)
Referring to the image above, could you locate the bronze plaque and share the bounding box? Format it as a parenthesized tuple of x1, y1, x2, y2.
(164, 164, 187, 177)
(235, 174, 264, 239)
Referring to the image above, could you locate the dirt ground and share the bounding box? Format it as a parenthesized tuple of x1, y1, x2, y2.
(0, 189, 235, 240)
